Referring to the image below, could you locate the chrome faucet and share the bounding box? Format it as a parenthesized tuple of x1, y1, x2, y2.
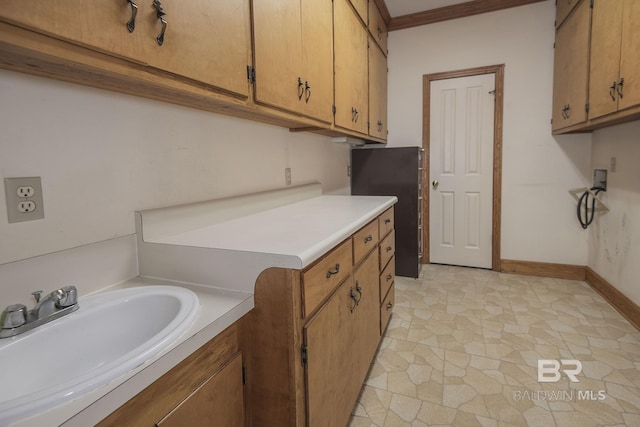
(0, 286, 79, 338)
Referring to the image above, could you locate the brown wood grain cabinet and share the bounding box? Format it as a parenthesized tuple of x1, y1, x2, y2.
(555, 0, 580, 29)
(349, 0, 369, 24)
(252, 0, 334, 123)
(368, 0, 388, 54)
(0, 0, 251, 98)
(240, 209, 395, 426)
(589, 0, 640, 120)
(97, 324, 244, 427)
(551, 0, 590, 133)
(368, 39, 388, 140)
(334, 0, 369, 135)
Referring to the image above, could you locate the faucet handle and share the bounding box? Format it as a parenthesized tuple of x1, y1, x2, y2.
(56, 286, 78, 308)
(1, 304, 28, 329)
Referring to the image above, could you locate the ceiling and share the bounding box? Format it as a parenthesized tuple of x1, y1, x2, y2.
(385, 0, 470, 18)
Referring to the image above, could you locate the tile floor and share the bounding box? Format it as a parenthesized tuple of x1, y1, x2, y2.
(349, 264, 640, 427)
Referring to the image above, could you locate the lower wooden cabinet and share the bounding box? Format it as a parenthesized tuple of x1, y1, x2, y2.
(97, 324, 243, 427)
(240, 209, 395, 426)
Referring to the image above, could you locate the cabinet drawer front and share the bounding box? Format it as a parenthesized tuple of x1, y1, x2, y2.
(379, 229, 395, 270)
(379, 256, 395, 304)
(380, 285, 395, 335)
(378, 207, 394, 239)
(302, 239, 353, 316)
(353, 219, 379, 265)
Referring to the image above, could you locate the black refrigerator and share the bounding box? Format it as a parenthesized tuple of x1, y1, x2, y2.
(351, 146, 424, 278)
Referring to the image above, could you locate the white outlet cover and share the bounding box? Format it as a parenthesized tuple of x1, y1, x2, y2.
(4, 177, 45, 223)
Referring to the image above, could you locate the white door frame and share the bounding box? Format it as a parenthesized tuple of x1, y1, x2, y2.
(422, 64, 504, 271)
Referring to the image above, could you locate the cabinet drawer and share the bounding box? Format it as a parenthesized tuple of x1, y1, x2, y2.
(378, 207, 394, 239)
(302, 239, 353, 316)
(379, 229, 395, 270)
(380, 286, 394, 335)
(353, 219, 379, 265)
(379, 256, 395, 303)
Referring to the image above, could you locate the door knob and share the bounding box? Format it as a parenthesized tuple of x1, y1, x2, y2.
(432, 180, 439, 189)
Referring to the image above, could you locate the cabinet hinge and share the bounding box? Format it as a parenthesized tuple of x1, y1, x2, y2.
(242, 364, 247, 385)
(301, 345, 308, 365)
(247, 65, 256, 84)
(590, 0, 594, 8)
(586, 103, 590, 113)
(332, 105, 336, 116)
(368, 121, 371, 130)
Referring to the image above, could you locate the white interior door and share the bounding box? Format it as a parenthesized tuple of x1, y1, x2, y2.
(429, 73, 495, 268)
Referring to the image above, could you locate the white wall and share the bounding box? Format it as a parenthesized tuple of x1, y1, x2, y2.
(589, 121, 640, 305)
(387, 0, 593, 265)
(0, 70, 350, 265)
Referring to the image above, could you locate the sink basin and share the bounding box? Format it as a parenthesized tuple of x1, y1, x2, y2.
(0, 285, 199, 425)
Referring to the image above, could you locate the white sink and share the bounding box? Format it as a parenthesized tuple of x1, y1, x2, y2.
(0, 285, 199, 425)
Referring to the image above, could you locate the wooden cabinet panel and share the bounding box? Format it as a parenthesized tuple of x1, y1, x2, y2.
(379, 229, 395, 270)
(368, 40, 388, 140)
(380, 285, 394, 335)
(618, 0, 640, 111)
(147, 0, 250, 97)
(552, 0, 590, 131)
(300, 0, 334, 123)
(304, 277, 360, 427)
(157, 352, 244, 427)
(378, 207, 394, 239)
(368, 1, 388, 54)
(556, 0, 580, 28)
(380, 255, 395, 303)
(350, 0, 369, 23)
(252, 0, 302, 113)
(334, 0, 369, 134)
(353, 219, 379, 265)
(0, 0, 147, 62)
(353, 249, 381, 380)
(302, 239, 353, 317)
(588, 0, 624, 119)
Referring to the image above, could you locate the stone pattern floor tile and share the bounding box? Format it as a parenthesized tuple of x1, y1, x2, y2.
(348, 265, 640, 427)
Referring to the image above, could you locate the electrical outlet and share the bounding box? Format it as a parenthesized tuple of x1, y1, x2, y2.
(4, 177, 45, 223)
(285, 168, 292, 186)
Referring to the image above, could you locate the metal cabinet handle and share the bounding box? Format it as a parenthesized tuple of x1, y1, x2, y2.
(377, 120, 383, 132)
(326, 263, 340, 279)
(352, 107, 359, 122)
(386, 301, 393, 311)
(384, 218, 391, 224)
(349, 288, 358, 313)
(355, 282, 362, 303)
(377, 27, 382, 39)
(610, 81, 617, 101)
(305, 81, 311, 103)
(298, 77, 304, 100)
(386, 274, 393, 281)
(617, 77, 624, 99)
(386, 246, 393, 252)
(153, 0, 167, 46)
(364, 235, 373, 243)
(126, 0, 138, 33)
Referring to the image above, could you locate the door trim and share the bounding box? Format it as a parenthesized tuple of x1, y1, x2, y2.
(422, 64, 504, 271)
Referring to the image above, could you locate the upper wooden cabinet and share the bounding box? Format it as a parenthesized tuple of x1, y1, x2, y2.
(368, 0, 388, 54)
(368, 39, 388, 140)
(334, 0, 369, 135)
(252, 0, 334, 123)
(551, 0, 590, 132)
(556, 0, 580, 28)
(0, 0, 251, 98)
(350, 0, 368, 23)
(589, 0, 640, 120)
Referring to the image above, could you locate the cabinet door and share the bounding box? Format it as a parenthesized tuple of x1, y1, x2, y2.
(589, 0, 624, 120)
(304, 278, 360, 427)
(618, 0, 640, 111)
(552, 0, 590, 131)
(252, 0, 302, 112)
(0, 0, 147, 62)
(353, 249, 381, 382)
(301, 0, 334, 123)
(147, 0, 250, 98)
(157, 352, 244, 427)
(334, 0, 369, 134)
(368, 1, 388, 54)
(368, 40, 387, 140)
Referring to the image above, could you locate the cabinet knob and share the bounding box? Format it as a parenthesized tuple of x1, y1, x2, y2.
(126, 0, 138, 33)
